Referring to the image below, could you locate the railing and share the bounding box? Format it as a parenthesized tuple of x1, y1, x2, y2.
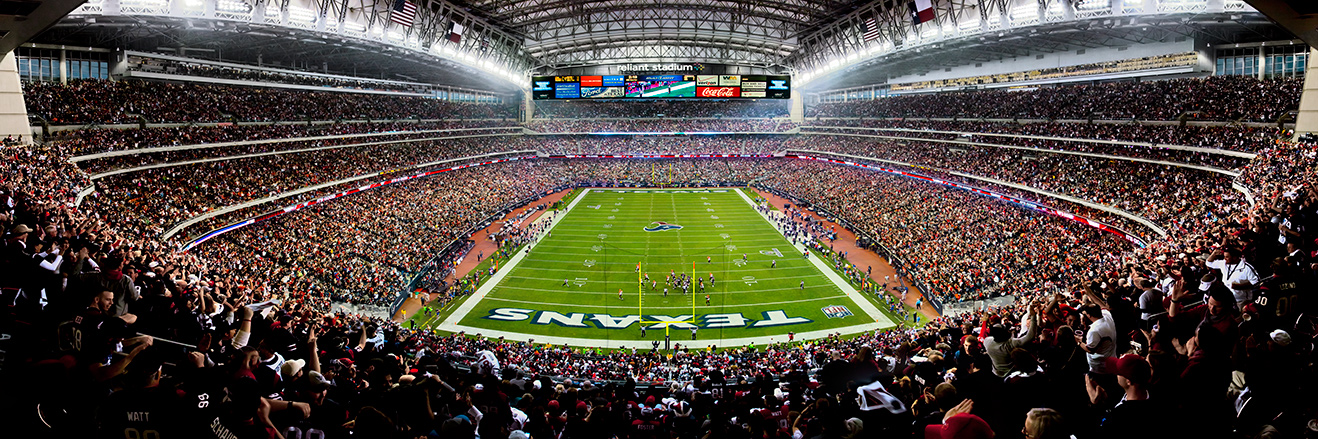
(800, 125, 1255, 160)
(87, 132, 522, 180)
(44, 118, 516, 135)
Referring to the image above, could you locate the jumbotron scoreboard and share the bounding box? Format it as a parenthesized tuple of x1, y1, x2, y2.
(532, 75, 791, 99)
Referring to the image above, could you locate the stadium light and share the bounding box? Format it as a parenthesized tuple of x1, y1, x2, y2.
(288, 6, 317, 24)
(216, 0, 248, 12)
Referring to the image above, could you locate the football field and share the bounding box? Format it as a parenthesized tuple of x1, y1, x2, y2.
(437, 188, 894, 348)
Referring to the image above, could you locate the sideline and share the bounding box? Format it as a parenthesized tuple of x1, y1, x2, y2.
(438, 189, 594, 329)
(733, 188, 891, 326)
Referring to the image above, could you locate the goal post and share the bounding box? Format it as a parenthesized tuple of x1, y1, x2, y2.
(636, 261, 698, 329)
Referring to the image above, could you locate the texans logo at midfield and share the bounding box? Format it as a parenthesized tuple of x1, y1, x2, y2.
(643, 221, 683, 232)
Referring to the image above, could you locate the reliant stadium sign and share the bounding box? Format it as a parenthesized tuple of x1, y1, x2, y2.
(617, 63, 706, 73)
(485, 308, 812, 329)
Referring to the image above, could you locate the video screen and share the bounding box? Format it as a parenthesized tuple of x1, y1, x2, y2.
(624, 80, 695, 98)
(533, 74, 789, 99)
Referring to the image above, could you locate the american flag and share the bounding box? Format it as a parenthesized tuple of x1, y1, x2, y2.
(862, 12, 880, 42)
(390, 0, 417, 27)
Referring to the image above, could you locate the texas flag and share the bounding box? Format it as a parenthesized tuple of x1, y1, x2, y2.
(448, 21, 465, 44)
(909, 0, 935, 24)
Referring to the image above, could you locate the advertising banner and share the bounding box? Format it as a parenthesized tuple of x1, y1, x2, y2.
(641, 74, 686, 81)
(697, 86, 741, 98)
(554, 83, 581, 99)
(696, 75, 720, 86)
(580, 86, 625, 98)
(740, 81, 766, 91)
(718, 75, 741, 86)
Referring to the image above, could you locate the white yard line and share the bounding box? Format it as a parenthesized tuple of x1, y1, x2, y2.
(438, 189, 594, 330)
(733, 188, 892, 326)
(444, 322, 893, 351)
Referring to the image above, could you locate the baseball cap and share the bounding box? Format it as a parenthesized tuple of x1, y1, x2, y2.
(441, 416, 474, 438)
(1271, 329, 1293, 346)
(844, 418, 864, 438)
(280, 359, 306, 380)
(925, 413, 994, 439)
(1103, 354, 1152, 385)
(673, 401, 691, 417)
(301, 370, 332, 392)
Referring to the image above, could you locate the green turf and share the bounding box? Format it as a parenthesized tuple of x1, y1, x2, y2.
(448, 188, 885, 341)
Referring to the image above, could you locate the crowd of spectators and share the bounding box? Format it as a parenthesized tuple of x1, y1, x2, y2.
(533, 100, 789, 119)
(807, 76, 1302, 122)
(90, 137, 533, 231)
(780, 135, 1240, 238)
(209, 161, 563, 307)
(756, 161, 1130, 305)
(3, 103, 1317, 438)
(23, 79, 518, 124)
(73, 131, 1242, 246)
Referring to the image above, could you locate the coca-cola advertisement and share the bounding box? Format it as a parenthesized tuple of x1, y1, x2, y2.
(697, 87, 741, 98)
